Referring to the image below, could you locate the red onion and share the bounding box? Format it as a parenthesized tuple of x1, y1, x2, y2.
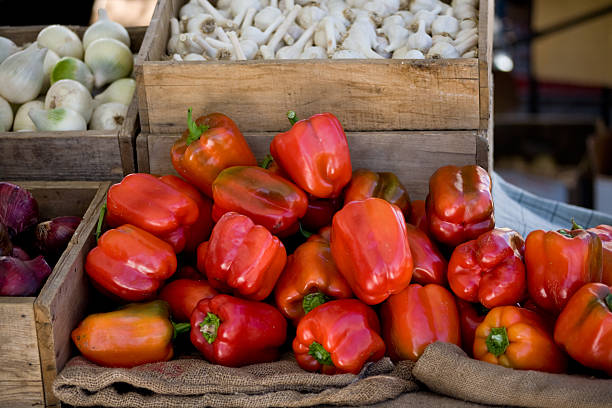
(34, 216, 81, 263)
(0, 182, 39, 238)
(0, 255, 52, 296)
(0, 223, 12, 256)
(11, 246, 30, 261)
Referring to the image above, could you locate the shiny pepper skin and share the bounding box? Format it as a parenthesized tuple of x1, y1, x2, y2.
(554, 283, 612, 376)
(405, 224, 447, 286)
(426, 165, 495, 247)
(270, 112, 352, 198)
(343, 169, 412, 217)
(330, 198, 413, 305)
(587, 225, 612, 285)
(448, 228, 526, 308)
(158, 278, 218, 322)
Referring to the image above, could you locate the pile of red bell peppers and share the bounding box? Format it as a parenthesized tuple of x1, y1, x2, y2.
(72, 109, 612, 378)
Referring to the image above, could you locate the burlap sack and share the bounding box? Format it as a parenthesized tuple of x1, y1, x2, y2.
(413, 342, 612, 408)
(53, 353, 418, 407)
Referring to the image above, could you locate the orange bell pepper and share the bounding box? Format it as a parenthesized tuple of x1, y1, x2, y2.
(85, 224, 177, 301)
(72, 300, 189, 368)
(473, 306, 567, 373)
(554, 283, 612, 376)
(426, 165, 495, 246)
(270, 112, 352, 198)
(274, 232, 352, 324)
(343, 169, 412, 217)
(330, 197, 413, 305)
(380, 283, 460, 361)
(171, 109, 257, 198)
(525, 227, 602, 314)
(158, 175, 213, 253)
(106, 173, 199, 253)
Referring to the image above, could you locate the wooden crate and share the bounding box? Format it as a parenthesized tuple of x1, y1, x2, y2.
(0, 26, 146, 181)
(135, 0, 493, 166)
(0, 181, 109, 407)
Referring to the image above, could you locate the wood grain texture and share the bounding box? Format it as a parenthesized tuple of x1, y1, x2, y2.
(0, 26, 146, 178)
(478, 0, 494, 170)
(34, 182, 109, 407)
(140, 59, 480, 133)
(0, 298, 45, 407)
(141, 131, 478, 200)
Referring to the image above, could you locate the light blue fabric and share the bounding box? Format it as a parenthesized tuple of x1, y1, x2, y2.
(492, 171, 612, 236)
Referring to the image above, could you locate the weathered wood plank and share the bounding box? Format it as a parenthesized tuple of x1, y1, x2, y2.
(0, 298, 40, 382)
(34, 182, 109, 407)
(142, 131, 477, 200)
(141, 59, 480, 133)
(0, 380, 44, 407)
(478, 0, 494, 170)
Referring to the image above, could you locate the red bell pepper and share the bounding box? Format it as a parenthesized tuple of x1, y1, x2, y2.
(330, 198, 413, 305)
(405, 224, 447, 285)
(474, 306, 567, 373)
(426, 165, 495, 247)
(270, 112, 351, 198)
(190, 294, 287, 367)
(408, 199, 428, 235)
(448, 228, 526, 308)
(586, 224, 612, 285)
(293, 298, 385, 374)
(274, 235, 352, 324)
(554, 283, 612, 376)
(343, 169, 411, 217)
(212, 166, 308, 236)
(173, 265, 205, 281)
(85, 224, 177, 301)
(380, 283, 461, 361)
(158, 175, 213, 253)
(159, 278, 218, 322)
(171, 109, 257, 198)
(456, 299, 488, 357)
(525, 227, 602, 314)
(106, 173, 199, 253)
(201, 212, 286, 300)
(301, 196, 342, 233)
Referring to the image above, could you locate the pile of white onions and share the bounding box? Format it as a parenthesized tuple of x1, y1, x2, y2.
(166, 0, 478, 61)
(0, 9, 137, 132)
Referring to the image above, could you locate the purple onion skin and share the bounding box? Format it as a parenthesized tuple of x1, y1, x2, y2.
(12, 247, 30, 261)
(0, 256, 52, 296)
(34, 216, 81, 263)
(0, 183, 39, 238)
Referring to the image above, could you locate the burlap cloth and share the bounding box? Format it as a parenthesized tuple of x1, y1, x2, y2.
(53, 343, 612, 408)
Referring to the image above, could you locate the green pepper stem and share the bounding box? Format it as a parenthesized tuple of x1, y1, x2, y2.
(558, 229, 574, 239)
(172, 322, 191, 340)
(303, 292, 329, 314)
(571, 218, 585, 230)
(261, 154, 274, 169)
(606, 294, 612, 313)
(287, 110, 298, 125)
(485, 327, 510, 357)
(96, 203, 106, 242)
(185, 107, 209, 146)
(309, 341, 333, 366)
(199, 312, 221, 344)
(299, 222, 313, 239)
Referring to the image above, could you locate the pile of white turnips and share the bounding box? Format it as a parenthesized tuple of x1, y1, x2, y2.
(0, 9, 136, 132)
(166, 0, 479, 61)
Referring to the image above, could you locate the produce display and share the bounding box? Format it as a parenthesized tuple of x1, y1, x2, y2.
(166, 0, 479, 61)
(68, 108, 610, 381)
(0, 182, 81, 296)
(0, 9, 136, 132)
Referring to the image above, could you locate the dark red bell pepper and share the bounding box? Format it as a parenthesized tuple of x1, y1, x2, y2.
(270, 112, 352, 198)
(426, 165, 495, 246)
(106, 173, 199, 253)
(343, 169, 411, 217)
(158, 175, 213, 253)
(201, 212, 286, 300)
(405, 224, 447, 285)
(330, 198, 413, 305)
(300, 196, 342, 233)
(212, 166, 308, 236)
(525, 227, 602, 314)
(191, 294, 287, 367)
(274, 234, 352, 324)
(448, 228, 526, 308)
(159, 278, 218, 322)
(456, 299, 488, 357)
(409, 199, 429, 235)
(293, 298, 385, 374)
(85, 224, 177, 301)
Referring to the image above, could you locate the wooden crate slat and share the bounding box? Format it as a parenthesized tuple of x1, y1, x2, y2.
(0, 380, 44, 407)
(141, 130, 478, 200)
